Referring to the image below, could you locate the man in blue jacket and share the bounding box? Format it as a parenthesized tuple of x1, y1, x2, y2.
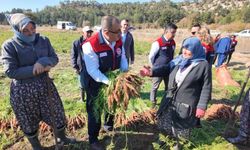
(70, 26, 93, 101)
(214, 35, 231, 67)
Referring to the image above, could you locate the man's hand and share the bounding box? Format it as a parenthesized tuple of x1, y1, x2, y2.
(196, 108, 205, 118)
(44, 66, 52, 72)
(140, 66, 152, 77)
(33, 63, 45, 75)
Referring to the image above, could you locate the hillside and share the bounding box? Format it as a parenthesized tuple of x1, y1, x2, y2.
(181, 0, 249, 12)
(0, 0, 250, 30)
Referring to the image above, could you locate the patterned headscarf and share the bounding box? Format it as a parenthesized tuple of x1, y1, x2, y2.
(5, 13, 36, 44)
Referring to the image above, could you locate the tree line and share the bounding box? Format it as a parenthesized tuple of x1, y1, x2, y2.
(0, 0, 249, 28)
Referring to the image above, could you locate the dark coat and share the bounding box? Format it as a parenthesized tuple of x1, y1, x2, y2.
(123, 32, 134, 64)
(153, 61, 212, 128)
(2, 34, 58, 81)
(70, 36, 85, 72)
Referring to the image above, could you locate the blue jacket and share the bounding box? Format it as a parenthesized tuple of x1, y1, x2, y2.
(214, 37, 231, 54)
(1, 34, 58, 81)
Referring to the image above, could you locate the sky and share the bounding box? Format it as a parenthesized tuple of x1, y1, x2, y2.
(0, 0, 183, 12)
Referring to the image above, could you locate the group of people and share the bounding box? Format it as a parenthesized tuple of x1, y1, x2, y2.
(1, 14, 135, 150)
(148, 23, 239, 108)
(142, 23, 212, 149)
(142, 23, 249, 148)
(1, 12, 248, 150)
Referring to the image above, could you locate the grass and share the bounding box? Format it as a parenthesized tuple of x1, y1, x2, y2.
(134, 40, 151, 55)
(0, 27, 249, 149)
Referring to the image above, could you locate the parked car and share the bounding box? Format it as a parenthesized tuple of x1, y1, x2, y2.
(93, 25, 101, 31)
(57, 21, 76, 30)
(234, 29, 250, 37)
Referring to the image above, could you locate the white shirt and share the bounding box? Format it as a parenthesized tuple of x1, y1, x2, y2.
(82, 32, 128, 85)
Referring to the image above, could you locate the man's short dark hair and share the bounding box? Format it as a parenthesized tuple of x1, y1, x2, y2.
(121, 19, 129, 23)
(165, 23, 178, 31)
(192, 23, 201, 28)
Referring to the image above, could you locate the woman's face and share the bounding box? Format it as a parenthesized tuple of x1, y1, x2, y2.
(21, 23, 36, 36)
(182, 48, 193, 59)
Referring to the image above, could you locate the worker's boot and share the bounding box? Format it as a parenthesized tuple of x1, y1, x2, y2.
(26, 133, 42, 150)
(227, 134, 248, 145)
(173, 143, 182, 150)
(55, 127, 77, 145)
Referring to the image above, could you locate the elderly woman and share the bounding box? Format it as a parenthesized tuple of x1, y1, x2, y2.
(141, 37, 211, 149)
(1, 13, 75, 149)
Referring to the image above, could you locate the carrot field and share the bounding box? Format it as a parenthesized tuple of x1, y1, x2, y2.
(0, 26, 250, 150)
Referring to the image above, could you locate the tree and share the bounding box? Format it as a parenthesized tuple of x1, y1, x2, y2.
(242, 7, 250, 23)
(201, 12, 214, 24)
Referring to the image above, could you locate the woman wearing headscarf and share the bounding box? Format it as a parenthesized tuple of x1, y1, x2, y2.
(140, 37, 212, 149)
(1, 13, 75, 149)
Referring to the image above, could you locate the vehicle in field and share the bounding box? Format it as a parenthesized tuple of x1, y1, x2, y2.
(234, 29, 250, 37)
(57, 21, 76, 30)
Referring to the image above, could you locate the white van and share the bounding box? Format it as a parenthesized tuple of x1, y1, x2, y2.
(57, 21, 76, 30)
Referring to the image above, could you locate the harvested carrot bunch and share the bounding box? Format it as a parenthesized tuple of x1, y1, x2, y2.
(0, 115, 86, 134)
(0, 118, 19, 132)
(114, 109, 157, 128)
(39, 115, 86, 133)
(107, 72, 143, 111)
(94, 71, 143, 121)
(204, 104, 239, 121)
(67, 115, 86, 132)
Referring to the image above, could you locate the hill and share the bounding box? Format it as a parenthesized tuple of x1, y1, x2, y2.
(181, 0, 249, 12)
